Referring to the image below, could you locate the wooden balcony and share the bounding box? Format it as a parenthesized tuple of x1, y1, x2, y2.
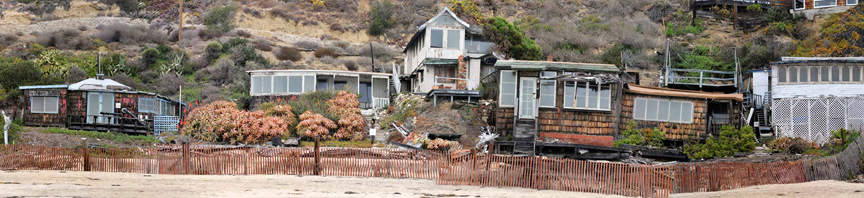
(66, 115, 152, 135)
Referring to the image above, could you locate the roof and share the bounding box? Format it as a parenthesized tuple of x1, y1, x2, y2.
(494, 60, 620, 73)
(19, 85, 68, 90)
(626, 84, 743, 101)
(403, 7, 471, 53)
(774, 57, 864, 65)
(423, 58, 458, 65)
(68, 78, 132, 91)
(247, 69, 392, 77)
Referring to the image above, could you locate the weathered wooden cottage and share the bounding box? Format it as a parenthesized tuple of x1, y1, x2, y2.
(485, 60, 745, 155)
(769, 57, 864, 143)
(248, 70, 392, 110)
(621, 84, 744, 140)
(401, 7, 497, 101)
(19, 75, 184, 134)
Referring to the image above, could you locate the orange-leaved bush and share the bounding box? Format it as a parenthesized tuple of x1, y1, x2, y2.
(182, 101, 291, 144)
(263, 104, 297, 128)
(328, 91, 366, 141)
(296, 111, 337, 139)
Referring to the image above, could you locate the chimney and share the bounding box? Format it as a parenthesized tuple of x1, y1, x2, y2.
(547, 55, 553, 62)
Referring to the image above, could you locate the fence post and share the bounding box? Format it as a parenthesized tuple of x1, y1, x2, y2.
(82, 140, 90, 171)
(182, 144, 190, 174)
(314, 136, 320, 175)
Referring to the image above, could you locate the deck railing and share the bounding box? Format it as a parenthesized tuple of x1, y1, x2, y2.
(66, 115, 152, 134)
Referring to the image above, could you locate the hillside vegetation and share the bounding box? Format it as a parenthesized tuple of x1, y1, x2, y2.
(0, 0, 854, 110)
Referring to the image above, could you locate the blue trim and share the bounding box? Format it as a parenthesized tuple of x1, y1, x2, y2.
(19, 85, 68, 90)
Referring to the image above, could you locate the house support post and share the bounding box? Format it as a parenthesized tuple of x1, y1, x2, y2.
(733, 5, 738, 31)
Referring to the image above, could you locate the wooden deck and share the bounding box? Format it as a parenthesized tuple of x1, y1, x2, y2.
(66, 115, 152, 134)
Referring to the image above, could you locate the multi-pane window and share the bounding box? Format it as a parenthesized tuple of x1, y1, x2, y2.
(430, 29, 443, 48)
(499, 70, 517, 107)
(563, 81, 576, 108)
(273, 76, 288, 93)
(564, 82, 612, 110)
(539, 71, 556, 108)
(634, 97, 694, 124)
(815, 0, 837, 7)
(138, 98, 156, 113)
(30, 96, 59, 114)
(779, 66, 864, 84)
(252, 74, 316, 94)
(447, 30, 460, 49)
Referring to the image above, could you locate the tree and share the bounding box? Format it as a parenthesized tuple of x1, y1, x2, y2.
(483, 17, 543, 60)
(204, 4, 237, 33)
(367, 0, 395, 37)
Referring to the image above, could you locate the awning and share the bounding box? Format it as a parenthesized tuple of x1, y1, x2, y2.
(626, 84, 743, 101)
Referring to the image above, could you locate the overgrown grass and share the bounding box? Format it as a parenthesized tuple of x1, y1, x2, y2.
(300, 140, 373, 148)
(42, 128, 159, 143)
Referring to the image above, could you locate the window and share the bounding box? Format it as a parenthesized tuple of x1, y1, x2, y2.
(778, 67, 786, 83)
(843, 66, 851, 82)
(799, 66, 808, 83)
(565, 82, 611, 110)
(252, 76, 262, 93)
(430, 29, 443, 48)
(539, 72, 556, 108)
(447, 30, 460, 49)
(815, 0, 837, 7)
(30, 96, 59, 114)
(139, 98, 157, 113)
(789, 66, 798, 83)
(304, 75, 315, 92)
(633, 97, 694, 124)
(252, 76, 272, 94)
(499, 70, 517, 107)
(288, 76, 303, 93)
(563, 81, 575, 108)
(832, 66, 841, 82)
(810, 67, 819, 82)
(851, 0, 860, 5)
(317, 79, 329, 90)
(795, 0, 805, 9)
(854, 66, 861, 82)
(435, 66, 457, 83)
(273, 76, 288, 93)
(821, 66, 829, 82)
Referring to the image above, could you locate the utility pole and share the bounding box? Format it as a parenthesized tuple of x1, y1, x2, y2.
(178, 0, 184, 43)
(370, 43, 375, 72)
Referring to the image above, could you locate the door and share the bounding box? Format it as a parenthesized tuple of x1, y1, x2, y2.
(86, 92, 114, 124)
(518, 77, 537, 119)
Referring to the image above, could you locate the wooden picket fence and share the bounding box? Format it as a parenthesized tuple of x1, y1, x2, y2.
(1, 135, 863, 198)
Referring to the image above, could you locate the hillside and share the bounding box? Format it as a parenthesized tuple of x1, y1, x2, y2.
(0, 0, 842, 109)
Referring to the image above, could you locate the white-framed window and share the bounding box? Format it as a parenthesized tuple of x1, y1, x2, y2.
(563, 82, 612, 110)
(796, 0, 805, 9)
(430, 29, 444, 48)
(539, 71, 557, 108)
(273, 76, 288, 93)
(779, 66, 864, 84)
(633, 97, 694, 124)
(288, 75, 303, 93)
(251, 75, 272, 94)
(253, 74, 316, 94)
(850, 0, 859, 6)
(815, 0, 837, 8)
(499, 70, 517, 107)
(446, 30, 460, 49)
(138, 97, 156, 113)
(30, 96, 59, 114)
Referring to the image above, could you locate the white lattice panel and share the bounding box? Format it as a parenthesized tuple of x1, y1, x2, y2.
(772, 97, 864, 144)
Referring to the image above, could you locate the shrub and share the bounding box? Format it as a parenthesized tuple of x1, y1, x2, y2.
(205, 42, 223, 62)
(203, 4, 237, 33)
(34, 29, 96, 50)
(27, 0, 72, 16)
(0, 33, 18, 48)
(763, 6, 793, 23)
(746, 4, 762, 12)
(828, 129, 860, 152)
(253, 38, 272, 51)
(95, 23, 167, 44)
(98, 0, 138, 14)
(314, 47, 340, 58)
(328, 91, 366, 141)
(768, 137, 821, 154)
(234, 29, 252, 38)
(181, 101, 290, 144)
(367, 0, 396, 36)
(276, 46, 303, 61)
(198, 28, 223, 40)
(294, 40, 320, 50)
(613, 121, 666, 148)
(683, 126, 757, 159)
(296, 111, 338, 139)
(342, 60, 357, 71)
(483, 17, 543, 60)
(358, 42, 398, 62)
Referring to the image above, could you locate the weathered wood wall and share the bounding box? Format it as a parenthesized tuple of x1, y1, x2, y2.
(67, 90, 87, 118)
(23, 88, 67, 127)
(619, 93, 709, 140)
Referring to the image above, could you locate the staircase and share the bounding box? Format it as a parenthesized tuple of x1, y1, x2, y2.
(754, 108, 773, 138)
(513, 119, 537, 156)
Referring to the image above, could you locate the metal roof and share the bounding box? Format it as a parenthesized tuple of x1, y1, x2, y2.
(68, 78, 132, 91)
(494, 60, 620, 73)
(18, 85, 68, 90)
(774, 57, 864, 65)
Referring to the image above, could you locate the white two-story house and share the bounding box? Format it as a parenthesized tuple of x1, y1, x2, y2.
(402, 7, 497, 95)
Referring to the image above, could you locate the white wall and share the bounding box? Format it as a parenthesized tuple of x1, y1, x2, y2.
(752, 71, 770, 97)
